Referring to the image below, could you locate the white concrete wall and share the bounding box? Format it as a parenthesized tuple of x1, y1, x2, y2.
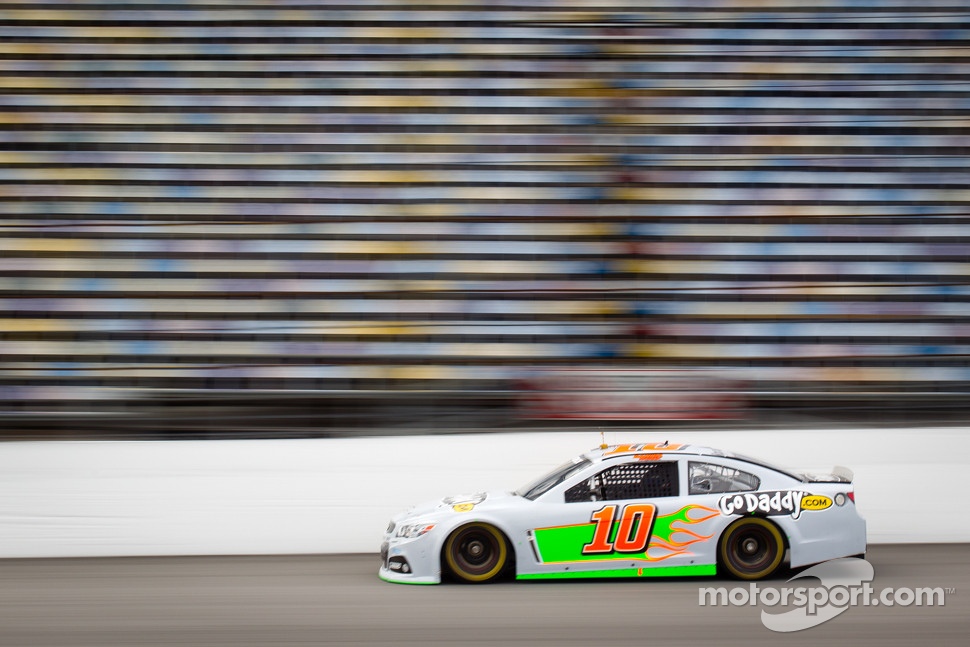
(0, 427, 965, 558)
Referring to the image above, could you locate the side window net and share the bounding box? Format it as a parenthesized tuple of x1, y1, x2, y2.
(688, 461, 760, 495)
(565, 461, 678, 502)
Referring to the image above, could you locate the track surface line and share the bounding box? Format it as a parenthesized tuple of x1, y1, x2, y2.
(1, 545, 967, 646)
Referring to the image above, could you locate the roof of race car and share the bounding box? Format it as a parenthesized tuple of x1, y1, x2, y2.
(585, 442, 804, 481)
(585, 442, 722, 462)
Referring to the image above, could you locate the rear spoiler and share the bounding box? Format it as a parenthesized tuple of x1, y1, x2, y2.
(831, 465, 854, 483)
(800, 465, 854, 483)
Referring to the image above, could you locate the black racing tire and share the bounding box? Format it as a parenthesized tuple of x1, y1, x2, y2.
(443, 523, 509, 583)
(719, 517, 786, 580)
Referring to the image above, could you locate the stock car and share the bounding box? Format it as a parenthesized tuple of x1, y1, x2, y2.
(379, 442, 866, 584)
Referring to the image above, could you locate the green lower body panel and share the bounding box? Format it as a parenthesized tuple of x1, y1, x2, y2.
(379, 571, 438, 585)
(517, 563, 716, 580)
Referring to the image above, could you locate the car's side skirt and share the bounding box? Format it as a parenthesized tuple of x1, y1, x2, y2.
(516, 563, 716, 580)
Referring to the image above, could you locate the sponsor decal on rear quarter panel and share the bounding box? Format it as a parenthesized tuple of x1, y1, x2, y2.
(717, 491, 832, 520)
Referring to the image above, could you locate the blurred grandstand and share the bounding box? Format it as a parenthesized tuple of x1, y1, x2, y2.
(1, 1, 969, 437)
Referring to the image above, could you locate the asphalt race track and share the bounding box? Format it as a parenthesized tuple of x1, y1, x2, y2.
(1, 545, 966, 646)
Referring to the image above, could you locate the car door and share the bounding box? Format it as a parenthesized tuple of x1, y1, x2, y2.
(525, 458, 707, 577)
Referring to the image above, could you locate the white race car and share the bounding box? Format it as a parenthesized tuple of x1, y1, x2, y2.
(379, 442, 866, 584)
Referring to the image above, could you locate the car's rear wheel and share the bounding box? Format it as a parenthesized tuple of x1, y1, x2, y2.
(443, 523, 509, 583)
(719, 517, 785, 580)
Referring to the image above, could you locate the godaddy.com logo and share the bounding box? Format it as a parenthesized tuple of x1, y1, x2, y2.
(699, 558, 952, 632)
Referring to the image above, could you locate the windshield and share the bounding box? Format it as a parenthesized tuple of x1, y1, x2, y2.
(515, 457, 592, 500)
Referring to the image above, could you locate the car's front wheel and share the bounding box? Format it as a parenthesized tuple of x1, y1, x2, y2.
(443, 523, 509, 583)
(719, 517, 785, 580)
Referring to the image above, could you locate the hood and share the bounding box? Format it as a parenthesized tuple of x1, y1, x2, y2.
(395, 490, 519, 521)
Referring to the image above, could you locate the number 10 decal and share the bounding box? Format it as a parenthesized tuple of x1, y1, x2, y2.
(582, 503, 657, 555)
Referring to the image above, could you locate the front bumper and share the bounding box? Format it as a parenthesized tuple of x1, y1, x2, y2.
(378, 533, 442, 585)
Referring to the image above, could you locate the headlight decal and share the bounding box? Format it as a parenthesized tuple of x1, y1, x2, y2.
(396, 523, 436, 538)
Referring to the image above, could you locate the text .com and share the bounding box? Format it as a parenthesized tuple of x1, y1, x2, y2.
(699, 581, 948, 613)
(697, 558, 953, 632)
